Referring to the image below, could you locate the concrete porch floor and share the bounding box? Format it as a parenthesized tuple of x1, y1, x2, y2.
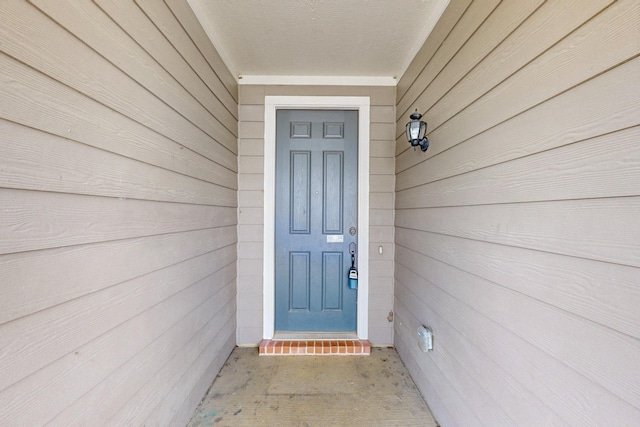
(187, 347, 438, 427)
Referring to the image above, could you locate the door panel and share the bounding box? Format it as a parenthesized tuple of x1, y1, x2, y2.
(290, 152, 311, 233)
(289, 252, 310, 310)
(322, 252, 343, 310)
(275, 109, 358, 332)
(323, 152, 344, 234)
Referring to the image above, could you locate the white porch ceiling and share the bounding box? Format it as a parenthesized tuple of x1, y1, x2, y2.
(188, 0, 449, 82)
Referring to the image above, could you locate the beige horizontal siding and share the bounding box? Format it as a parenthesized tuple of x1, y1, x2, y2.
(394, 0, 640, 425)
(236, 85, 396, 345)
(164, 0, 237, 103)
(0, 1, 237, 425)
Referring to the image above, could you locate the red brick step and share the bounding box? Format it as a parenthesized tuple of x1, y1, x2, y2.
(259, 339, 370, 356)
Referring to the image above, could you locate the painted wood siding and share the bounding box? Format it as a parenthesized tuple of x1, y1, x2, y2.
(237, 85, 396, 345)
(394, 0, 640, 425)
(0, 1, 237, 425)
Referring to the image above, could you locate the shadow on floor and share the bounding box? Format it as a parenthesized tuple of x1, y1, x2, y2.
(188, 346, 438, 427)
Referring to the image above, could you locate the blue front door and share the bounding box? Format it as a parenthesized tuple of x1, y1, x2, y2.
(275, 109, 358, 332)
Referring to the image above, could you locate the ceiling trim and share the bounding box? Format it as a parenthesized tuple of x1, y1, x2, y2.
(238, 75, 397, 87)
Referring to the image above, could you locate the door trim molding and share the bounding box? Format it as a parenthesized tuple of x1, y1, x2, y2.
(263, 96, 370, 340)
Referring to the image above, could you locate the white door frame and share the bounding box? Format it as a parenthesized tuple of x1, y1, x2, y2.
(263, 96, 370, 340)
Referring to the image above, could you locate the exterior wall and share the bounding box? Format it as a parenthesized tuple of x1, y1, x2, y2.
(237, 85, 396, 345)
(0, 1, 237, 425)
(394, 0, 640, 425)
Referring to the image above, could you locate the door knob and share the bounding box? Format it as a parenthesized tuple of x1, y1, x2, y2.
(349, 226, 356, 236)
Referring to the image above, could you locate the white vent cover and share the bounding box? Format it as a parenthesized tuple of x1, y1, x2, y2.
(417, 325, 433, 352)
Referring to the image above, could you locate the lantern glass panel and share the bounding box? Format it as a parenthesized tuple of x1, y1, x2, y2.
(409, 122, 420, 140)
(419, 121, 427, 140)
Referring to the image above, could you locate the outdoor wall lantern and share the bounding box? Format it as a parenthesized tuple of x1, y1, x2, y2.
(405, 110, 430, 152)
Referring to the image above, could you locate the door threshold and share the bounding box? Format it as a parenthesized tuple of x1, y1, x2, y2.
(272, 331, 358, 341)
